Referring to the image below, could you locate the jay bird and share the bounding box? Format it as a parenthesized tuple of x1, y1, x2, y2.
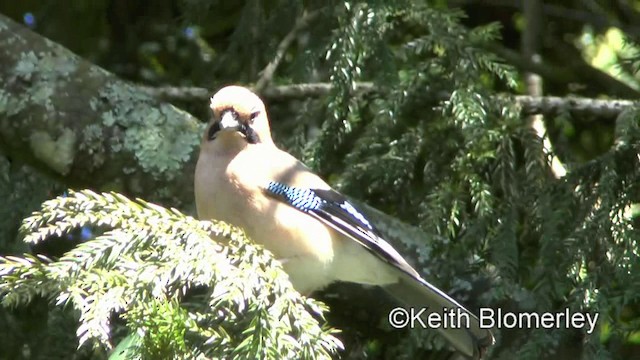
(194, 86, 494, 359)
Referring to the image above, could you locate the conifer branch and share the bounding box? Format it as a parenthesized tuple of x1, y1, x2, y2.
(1, 190, 342, 359)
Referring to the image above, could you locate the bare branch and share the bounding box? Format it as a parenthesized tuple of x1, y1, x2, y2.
(261, 82, 375, 99)
(255, 10, 322, 92)
(517, 96, 636, 118)
(139, 85, 210, 102)
(141, 82, 637, 119)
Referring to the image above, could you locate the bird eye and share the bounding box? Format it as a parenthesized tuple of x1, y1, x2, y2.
(249, 110, 260, 122)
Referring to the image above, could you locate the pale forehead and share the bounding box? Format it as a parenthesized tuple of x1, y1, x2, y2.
(210, 86, 264, 112)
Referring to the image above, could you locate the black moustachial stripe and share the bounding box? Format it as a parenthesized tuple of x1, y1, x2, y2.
(207, 121, 221, 140)
(240, 124, 260, 144)
(208, 120, 259, 143)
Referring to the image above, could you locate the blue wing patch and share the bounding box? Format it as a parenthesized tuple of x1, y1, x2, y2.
(265, 181, 375, 233)
(264, 181, 323, 211)
(263, 181, 418, 277)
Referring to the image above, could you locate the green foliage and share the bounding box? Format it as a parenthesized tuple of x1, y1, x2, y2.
(0, 190, 341, 359)
(1, 0, 640, 358)
(280, 1, 640, 359)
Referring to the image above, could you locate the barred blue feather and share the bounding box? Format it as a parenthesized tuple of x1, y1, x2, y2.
(265, 182, 323, 211)
(265, 181, 374, 230)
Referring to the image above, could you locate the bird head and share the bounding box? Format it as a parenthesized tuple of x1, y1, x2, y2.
(206, 86, 272, 146)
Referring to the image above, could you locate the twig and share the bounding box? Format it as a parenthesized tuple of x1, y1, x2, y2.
(254, 10, 322, 92)
(260, 82, 375, 99)
(139, 85, 209, 102)
(516, 96, 635, 118)
(141, 82, 636, 118)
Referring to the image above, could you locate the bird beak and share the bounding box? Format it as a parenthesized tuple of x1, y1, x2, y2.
(219, 111, 241, 131)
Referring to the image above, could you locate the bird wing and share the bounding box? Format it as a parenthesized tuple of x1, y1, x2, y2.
(263, 181, 421, 279)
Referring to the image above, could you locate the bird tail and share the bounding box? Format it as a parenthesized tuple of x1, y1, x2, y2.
(383, 272, 494, 359)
